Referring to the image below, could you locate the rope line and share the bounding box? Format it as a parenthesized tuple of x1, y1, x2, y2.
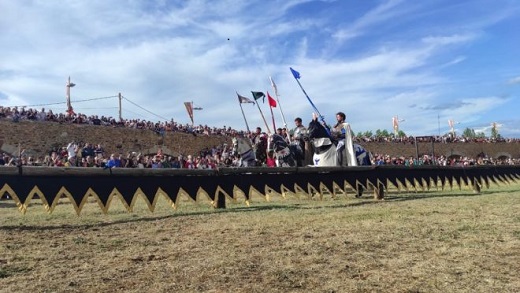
(9, 95, 118, 108)
(121, 96, 169, 121)
(6, 94, 170, 122)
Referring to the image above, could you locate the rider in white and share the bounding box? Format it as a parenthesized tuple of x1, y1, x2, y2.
(331, 112, 357, 166)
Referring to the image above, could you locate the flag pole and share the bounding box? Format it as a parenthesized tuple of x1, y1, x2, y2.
(269, 105, 276, 131)
(252, 92, 272, 134)
(289, 67, 330, 136)
(66, 76, 76, 116)
(268, 92, 276, 131)
(269, 76, 290, 142)
(236, 91, 251, 133)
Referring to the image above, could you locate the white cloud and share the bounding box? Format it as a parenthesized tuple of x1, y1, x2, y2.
(438, 56, 466, 69)
(1, 0, 520, 138)
(421, 34, 476, 47)
(508, 76, 520, 84)
(332, 0, 407, 43)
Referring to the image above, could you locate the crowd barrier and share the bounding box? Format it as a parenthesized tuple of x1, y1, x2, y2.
(1, 165, 519, 215)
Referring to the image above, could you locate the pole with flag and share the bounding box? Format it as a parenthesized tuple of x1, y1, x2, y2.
(448, 119, 455, 137)
(236, 92, 254, 133)
(289, 67, 330, 136)
(66, 76, 76, 116)
(251, 91, 271, 134)
(392, 116, 399, 136)
(184, 101, 203, 126)
(269, 76, 290, 142)
(267, 91, 277, 132)
(184, 102, 194, 126)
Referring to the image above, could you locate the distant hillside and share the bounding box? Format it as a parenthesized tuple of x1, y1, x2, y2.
(1, 120, 518, 160)
(0, 120, 230, 158)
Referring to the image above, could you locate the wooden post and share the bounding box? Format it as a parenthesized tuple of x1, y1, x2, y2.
(473, 177, 481, 194)
(374, 181, 385, 200)
(215, 193, 226, 209)
(118, 92, 122, 122)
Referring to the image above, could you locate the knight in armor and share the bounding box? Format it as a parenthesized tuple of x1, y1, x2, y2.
(251, 127, 267, 166)
(292, 117, 307, 166)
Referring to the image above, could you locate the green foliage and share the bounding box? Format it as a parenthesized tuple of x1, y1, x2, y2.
(491, 123, 500, 139)
(375, 129, 391, 137)
(355, 129, 399, 138)
(476, 132, 486, 139)
(462, 127, 475, 138)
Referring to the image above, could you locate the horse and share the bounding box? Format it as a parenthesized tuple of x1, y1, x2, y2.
(307, 118, 371, 167)
(268, 133, 298, 167)
(234, 136, 257, 167)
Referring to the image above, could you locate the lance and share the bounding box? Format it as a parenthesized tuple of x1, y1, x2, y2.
(269, 76, 291, 143)
(289, 67, 330, 136)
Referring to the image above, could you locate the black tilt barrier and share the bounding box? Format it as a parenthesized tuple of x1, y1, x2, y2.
(0, 165, 519, 214)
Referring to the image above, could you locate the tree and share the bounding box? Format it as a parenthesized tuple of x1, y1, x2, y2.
(491, 123, 499, 140)
(476, 132, 486, 139)
(397, 130, 406, 137)
(462, 127, 475, 138)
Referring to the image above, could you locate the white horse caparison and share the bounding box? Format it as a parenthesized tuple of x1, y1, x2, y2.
(311, 123, 357, 167)
(308, 118, 370, 167)
(234, 137, 256, 167)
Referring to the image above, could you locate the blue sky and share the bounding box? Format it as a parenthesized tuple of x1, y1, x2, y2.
(1, 0, 519, 137)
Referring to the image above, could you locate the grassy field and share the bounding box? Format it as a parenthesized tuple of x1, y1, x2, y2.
(1, 182, 519, 293)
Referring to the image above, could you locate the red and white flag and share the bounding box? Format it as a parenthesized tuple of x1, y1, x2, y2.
(448, 119, 454, 129)
(184, 102, 194, 125)
(392, 116, 399, 131)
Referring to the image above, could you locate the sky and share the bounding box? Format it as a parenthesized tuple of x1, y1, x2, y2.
(1, 0, 520, 138)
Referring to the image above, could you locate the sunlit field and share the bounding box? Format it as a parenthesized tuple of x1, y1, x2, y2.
(1, 182, 519, 292)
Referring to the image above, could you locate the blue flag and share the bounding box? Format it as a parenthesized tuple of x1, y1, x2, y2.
(290, 67, 301, 79)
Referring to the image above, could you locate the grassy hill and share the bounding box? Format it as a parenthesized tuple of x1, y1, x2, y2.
(0, 120, 230, 158)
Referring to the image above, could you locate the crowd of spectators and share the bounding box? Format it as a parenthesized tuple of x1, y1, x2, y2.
(370, 153, 518, 166)
(0, 142, 239, 169)
(354, 134, 520, 144)
(0, 106, 246, 137)
(1, 142, 518, 168)
(1, 105, 519, 168)
(2, 105, 520, 143)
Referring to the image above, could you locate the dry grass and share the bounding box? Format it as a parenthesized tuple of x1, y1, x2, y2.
(1, 183, 520, 293)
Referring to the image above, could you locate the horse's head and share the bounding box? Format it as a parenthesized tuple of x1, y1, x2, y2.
(236, 137, 253, 155)
(269, 134, 296, 167)
(269, 134, 289, 152)
(307, 119, 329, 140)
